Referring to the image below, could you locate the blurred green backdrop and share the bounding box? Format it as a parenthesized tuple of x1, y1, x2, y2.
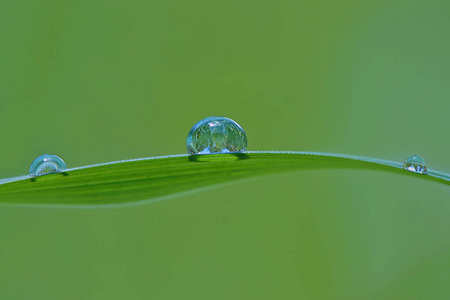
(0, 0, 449, 299)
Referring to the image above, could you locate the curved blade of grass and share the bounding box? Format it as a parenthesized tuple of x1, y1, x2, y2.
(0, 151, 448, 208)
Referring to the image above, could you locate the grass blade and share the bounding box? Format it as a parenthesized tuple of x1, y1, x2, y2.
(0, 151, 448, 207)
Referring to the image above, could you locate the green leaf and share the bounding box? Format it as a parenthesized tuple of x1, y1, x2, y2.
(0, 151, 448, 207)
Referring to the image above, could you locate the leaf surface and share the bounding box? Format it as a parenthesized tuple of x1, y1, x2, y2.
(0, 151, 448, 207)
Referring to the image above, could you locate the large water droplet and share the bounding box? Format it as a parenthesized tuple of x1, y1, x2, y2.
(403, 155, 428, 174)
(29, 154, 67, 177)
(186, 116, 247, 155)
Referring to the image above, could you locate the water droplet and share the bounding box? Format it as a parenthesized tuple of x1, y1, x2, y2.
(29, 154, 67, 177)
(403, 155, 428, 174)
(186, 116, 247, 155)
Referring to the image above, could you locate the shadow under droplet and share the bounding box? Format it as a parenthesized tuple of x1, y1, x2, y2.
(188, 152, 250, 162)
(30, 171, 69, 182)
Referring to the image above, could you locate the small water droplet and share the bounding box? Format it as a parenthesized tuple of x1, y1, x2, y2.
(29, 154, 67, 177)
(403, 155, 428, 174)
(186, 116, 247, 155)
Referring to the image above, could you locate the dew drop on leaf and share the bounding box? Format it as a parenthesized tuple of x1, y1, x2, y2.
(403, 155, 428, 174)
(29, 154, 67, 177)
(186, 117, 247, 155)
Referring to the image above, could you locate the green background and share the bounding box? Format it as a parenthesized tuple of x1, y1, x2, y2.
(0, 0, 449, 299)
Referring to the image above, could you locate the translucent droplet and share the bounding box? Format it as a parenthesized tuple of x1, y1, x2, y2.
(186, 116, 247, 155)
(403, 155, 428, 174)
(29, 154, 67, 177)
